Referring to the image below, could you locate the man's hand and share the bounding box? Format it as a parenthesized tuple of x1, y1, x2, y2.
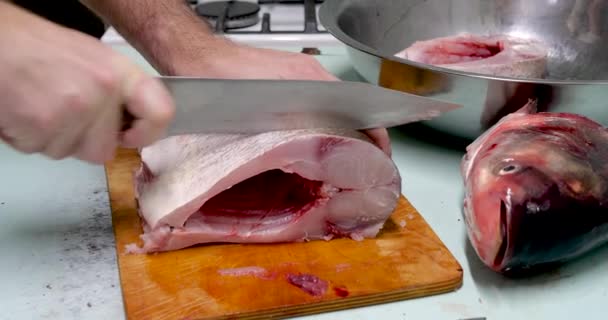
(0, 2, 174, 164)
(166, 42, 391, 155)
(223, 46, 392, 155)
(169, 44, 339, 81)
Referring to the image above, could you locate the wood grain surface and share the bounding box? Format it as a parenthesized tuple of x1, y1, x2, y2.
(105, 148, 463, 320)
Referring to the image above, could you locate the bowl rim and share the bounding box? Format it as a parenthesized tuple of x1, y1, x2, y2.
(318, 0, 608, 85)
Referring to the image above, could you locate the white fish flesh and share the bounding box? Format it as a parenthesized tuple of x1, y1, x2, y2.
(395, 33, 548, 78)
(128, 129, 401, 253)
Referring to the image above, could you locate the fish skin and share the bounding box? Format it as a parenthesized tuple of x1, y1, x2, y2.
(461, 100, 608, 274)
(395, 33, 548, 78)
(129, 128, 401, 253)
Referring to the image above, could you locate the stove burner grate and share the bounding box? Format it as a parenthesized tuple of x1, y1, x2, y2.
(194, 0, 327, 34)
(195, 1, 261, 32)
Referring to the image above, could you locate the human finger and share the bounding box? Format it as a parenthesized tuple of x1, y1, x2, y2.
(363, 128, 392, 157)
(118, 71, 175, 148)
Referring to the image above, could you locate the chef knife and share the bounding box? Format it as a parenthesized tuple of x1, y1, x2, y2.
(122, 77, 461, 135)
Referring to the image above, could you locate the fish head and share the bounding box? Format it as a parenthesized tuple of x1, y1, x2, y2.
(463, 137, 557, 271)
(461, 104, 608, 273)
(461, 109, 607, 272)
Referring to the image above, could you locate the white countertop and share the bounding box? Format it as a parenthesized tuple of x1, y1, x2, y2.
(1, 43, 607, 320)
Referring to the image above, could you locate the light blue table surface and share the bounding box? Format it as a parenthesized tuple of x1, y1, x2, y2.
(1, 44, 607, 320)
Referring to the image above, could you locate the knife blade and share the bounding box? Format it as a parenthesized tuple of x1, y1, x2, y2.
(122, 77, 461, 136)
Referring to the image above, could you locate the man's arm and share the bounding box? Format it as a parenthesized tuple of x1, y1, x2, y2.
(80, 0, 232, 76)
(80, 0, 392, 155)
(78, 0, 339, 81)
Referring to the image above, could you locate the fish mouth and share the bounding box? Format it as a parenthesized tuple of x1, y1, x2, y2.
(468, 196, 513, 272)
(493, 199, 510, 269)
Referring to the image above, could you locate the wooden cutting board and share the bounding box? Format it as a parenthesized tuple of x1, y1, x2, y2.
(105, 148, 463, 320)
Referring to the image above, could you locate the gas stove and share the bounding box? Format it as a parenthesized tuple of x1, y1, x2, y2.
(101, 0, 342, 49)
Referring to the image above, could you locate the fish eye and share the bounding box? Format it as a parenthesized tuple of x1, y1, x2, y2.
(499, 164, 520, 175)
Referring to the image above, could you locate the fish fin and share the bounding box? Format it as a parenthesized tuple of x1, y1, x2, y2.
(514, 99, 539, 115)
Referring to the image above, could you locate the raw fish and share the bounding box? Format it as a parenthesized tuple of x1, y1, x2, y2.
(461, 100, 608, 274)
(128, 129, 401, 253)
(286, 273, 328, 296)
(395, 33, 548, 78)
(395, 33, 550, 130)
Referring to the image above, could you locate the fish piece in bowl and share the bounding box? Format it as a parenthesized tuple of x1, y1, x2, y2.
(395, 33, 548, 79)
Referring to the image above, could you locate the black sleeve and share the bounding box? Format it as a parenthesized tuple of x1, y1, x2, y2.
(10, 0, 107, 39)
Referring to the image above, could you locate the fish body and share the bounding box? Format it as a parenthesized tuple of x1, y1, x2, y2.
(129, 129, 401, 253)
(461, 101, 608, 273)
(395, 33, 548, 78)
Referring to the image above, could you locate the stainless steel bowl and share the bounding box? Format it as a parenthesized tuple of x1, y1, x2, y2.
(319, 0, 608, 139)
